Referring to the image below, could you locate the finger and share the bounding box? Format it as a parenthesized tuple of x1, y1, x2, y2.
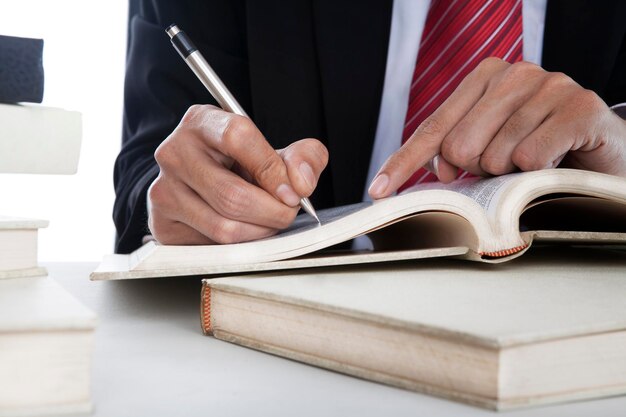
(441, 62, 546, 176)
(420, 155, 458, 184)
(480, 80, 566, 175)
(150, 175, 281, 244)
(149, 217, 215, 245)
(369, 57, 509, 199)
(171, 145, 299, 229)
(433, 155, 459, 183)
(184, 106, 302, 207)
(278, 139, 329, 197)
(147, 176, 214, 245)
(511, 113, 576, 172)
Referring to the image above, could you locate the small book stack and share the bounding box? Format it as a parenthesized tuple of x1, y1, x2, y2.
(0, 35, 93, 416)
(0, 218, 96, 416)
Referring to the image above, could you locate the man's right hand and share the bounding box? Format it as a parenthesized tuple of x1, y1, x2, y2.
(147, 105, 329, 245)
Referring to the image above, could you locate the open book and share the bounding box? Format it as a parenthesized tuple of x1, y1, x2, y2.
(91, 169, 626, 280)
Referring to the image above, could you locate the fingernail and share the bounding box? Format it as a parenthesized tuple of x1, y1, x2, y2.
(276, 183, 301, 207)
(299, 162, 315, 189)
(368, 174, 389, 197)
(432, 155, 440, 179)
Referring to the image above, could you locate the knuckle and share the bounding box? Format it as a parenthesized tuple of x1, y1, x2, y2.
(253, 155, 284, 185)
(147, 177, 168, 208)
(512, 145, 544, 171)
(499, 113, 524, 138)
(578, 89, 605, 114)
(440, 135, 474, 166)
(476, 57, 506, 74)
(507, 61, 539, 77)
(221, 115, 256, 151)
(209, 218, 241, 244)
(154, 140, 178, 170)
(275, 208, 298, 229)
(215, 182, 249, 219)
(416, 116, 445, 139)
(542, 72, 573, 91)
(147, 214, 171, 243)
(312, 140, 330, 165)
(480, 154, 510, 175)
(180, 104, 208, 126)
(500, 61, 541, 86)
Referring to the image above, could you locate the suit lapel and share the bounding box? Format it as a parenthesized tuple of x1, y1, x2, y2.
(312, 0, 393, 205)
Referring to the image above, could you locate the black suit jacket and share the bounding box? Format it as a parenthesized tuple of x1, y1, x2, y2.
(113, 0, 626, 253)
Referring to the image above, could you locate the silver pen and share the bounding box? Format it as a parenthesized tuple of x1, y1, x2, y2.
(166, 24, 321, 224)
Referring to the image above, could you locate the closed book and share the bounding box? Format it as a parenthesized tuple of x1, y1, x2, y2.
(0, 103, 82, 174)
(201, 248, 626, 410)
(0, 276, 96, 416)
(0, 215, 48, 279)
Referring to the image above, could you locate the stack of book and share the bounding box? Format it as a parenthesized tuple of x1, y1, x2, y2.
(0, 217, 96, 416)
(93, 168, 626, 410)
(0, 41, 94, 414)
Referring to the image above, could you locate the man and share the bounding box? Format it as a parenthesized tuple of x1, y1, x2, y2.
(114, 0, 626, 253)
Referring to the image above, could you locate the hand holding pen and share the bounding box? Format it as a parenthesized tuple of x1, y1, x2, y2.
(145, 25, 328, 245)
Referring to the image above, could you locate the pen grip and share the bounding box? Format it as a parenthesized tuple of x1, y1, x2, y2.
(184, 53, 249, 117)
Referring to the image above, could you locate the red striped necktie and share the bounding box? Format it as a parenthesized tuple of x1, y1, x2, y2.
(400, 0, 523, 190)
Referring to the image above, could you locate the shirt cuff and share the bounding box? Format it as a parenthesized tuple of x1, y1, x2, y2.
(611, 103, 626, 120)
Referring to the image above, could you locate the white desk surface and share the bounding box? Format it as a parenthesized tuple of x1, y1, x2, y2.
(47, 249, 626, 417)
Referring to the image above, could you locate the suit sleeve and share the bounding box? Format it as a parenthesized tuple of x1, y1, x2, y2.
(113, 0, 250, 253)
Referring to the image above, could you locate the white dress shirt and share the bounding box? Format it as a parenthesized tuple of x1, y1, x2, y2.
(363, 0, 548, 201)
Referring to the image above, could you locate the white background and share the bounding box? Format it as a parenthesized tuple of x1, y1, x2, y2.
(0, 1, 128, 261)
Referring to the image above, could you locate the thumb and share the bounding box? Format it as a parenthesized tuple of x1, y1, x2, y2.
(278, 139, 329, 197)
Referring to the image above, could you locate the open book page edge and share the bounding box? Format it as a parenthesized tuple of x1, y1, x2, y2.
(493, 169, 626, 239)
(132, 191, 497, 271)
(90, 254, 133, 279)
(90, 246, 469, 281)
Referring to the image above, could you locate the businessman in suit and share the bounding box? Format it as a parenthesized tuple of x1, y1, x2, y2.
(114, 0, 626, 253)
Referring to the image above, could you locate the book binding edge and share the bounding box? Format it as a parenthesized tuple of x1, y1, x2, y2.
(201, 282, 213, 335)
(479, 243, 529, 259)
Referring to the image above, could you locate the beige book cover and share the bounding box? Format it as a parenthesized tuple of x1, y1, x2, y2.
(202, 248, 626, 410)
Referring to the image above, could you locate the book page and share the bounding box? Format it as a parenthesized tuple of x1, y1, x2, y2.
(270, 202, 372, 239)
(402, 174, 520, 217)
(277, 175, 521, 242)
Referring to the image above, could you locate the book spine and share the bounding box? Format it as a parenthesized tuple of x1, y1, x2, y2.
(479, 243, 528, 259)
(200, 282, 213, 335)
